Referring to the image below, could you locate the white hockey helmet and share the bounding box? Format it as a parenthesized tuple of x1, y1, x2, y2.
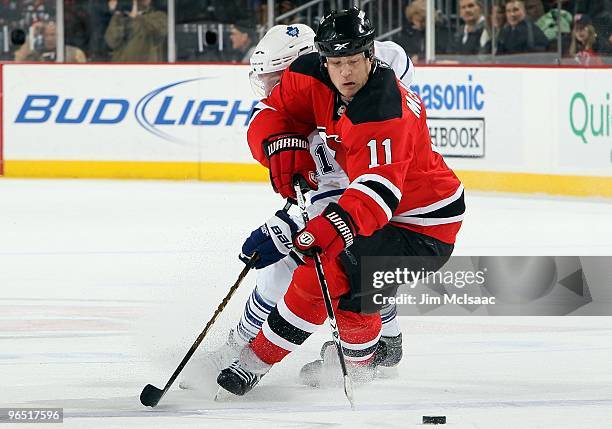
(249, 24, 316, 97)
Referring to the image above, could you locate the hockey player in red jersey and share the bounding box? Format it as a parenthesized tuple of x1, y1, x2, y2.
(217, 8, 465, 396)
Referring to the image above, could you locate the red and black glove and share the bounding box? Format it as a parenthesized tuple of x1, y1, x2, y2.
(264, 133, 318, 199)
(293, 203, 357, 264)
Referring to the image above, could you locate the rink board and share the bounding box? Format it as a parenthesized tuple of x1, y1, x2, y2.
(0, 63, 610, 197)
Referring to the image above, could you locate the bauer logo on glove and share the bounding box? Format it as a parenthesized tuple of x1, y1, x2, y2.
(270, 225, 293, 251)
(240, 210, 300, 269)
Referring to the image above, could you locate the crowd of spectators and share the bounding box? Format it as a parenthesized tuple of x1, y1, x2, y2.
(105, 0, 167, 61)
(393, 0, 610, 63)
(1, 0, 169, 61)
(0, 0, 609, 65)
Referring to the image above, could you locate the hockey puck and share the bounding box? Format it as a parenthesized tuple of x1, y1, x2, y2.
(423, 416, 446, 425)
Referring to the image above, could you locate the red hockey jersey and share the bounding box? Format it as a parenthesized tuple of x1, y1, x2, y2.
(248, 53, 464, 244)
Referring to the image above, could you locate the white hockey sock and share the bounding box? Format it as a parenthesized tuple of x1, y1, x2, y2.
(235, 287, 275, 347)
(380, 304, 401, 337)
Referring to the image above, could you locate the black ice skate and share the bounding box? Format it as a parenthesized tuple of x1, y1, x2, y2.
(371, 333, 403, 378)
(217, 361, 262, 396)
(299, 341, 376, 387)
(373, 333, 403, 367)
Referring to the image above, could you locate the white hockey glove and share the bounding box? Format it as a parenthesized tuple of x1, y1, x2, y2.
(239, 210, 300, 269)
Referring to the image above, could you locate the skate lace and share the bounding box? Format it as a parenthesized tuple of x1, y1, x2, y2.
(228, 361, 259, 385)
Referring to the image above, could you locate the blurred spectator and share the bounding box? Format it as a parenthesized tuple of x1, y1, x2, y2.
(491, 2, 508, 32)
(481, 2, 508, 54)
(105, 0, 167, 62)
(1, 28, 24, 61)
(397, 0, 426, 63)
(0, 1, 20, 26)
(64, 0, 91, 51)
(395, 0, 450, 62)
(64, 0, 91, 55)
(450, 0, 488, 54)
(228, 21, 257, 63)
(587, 0, 611, 48)
(569, 14, 606, 64)
(1, 0, 54, 45)
(88, 1, 117, 61)
(14, 21, 86, 62)
(496, 0, 549, 54)
(175, 0, 249, 22)
(0, 1, 19, 59)
(277, 0, 302, 24)
(525, 0, 572, 52)
(255, 0, 304, 26)
(22, 0, 54, 27)
(524, 0, 546, 20)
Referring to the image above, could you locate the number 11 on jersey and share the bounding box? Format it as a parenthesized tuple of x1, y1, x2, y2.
(367, 138, 392, 168)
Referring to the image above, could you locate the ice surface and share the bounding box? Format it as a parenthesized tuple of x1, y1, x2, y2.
(0, 179, 611, 428)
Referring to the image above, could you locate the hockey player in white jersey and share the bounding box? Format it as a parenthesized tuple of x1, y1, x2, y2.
(180, 23, 414, 390)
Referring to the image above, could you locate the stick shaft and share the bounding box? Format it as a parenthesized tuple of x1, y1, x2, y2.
(293, 181, 354, 408)
(160, 255, 258, 395)
(150, 200, 293, 404)
(313, 253, 351, 378)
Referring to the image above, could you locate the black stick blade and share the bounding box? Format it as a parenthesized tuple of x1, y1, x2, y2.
(140, 384, 164, 407)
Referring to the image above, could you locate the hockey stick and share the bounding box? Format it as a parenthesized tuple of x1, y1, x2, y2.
(293, 178, 355, 410)
(140, 201, 292, 408)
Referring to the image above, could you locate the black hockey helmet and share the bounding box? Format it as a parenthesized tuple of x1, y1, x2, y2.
(315, 7, 375, 58)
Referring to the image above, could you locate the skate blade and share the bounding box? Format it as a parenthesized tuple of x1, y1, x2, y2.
(214, 386, 231, 402)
